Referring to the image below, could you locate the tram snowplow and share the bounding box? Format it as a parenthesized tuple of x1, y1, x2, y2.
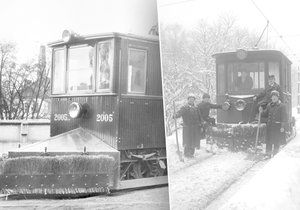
(0, 128, 119, 197)
(209, 49, 296, 151)
(0, 31, 167, 198)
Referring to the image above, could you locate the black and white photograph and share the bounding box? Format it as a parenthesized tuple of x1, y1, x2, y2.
(0, 0, 169, 209)
(158, 0, 300, 209)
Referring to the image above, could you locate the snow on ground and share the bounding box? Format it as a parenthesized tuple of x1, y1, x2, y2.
(0, 186, 169, 210)
(166, 130, 260, 210)
(219, 130, 300, 210)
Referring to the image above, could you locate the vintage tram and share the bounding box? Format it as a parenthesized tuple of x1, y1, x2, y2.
(208, 49, 295, 150)
(0, 31, 167, 197)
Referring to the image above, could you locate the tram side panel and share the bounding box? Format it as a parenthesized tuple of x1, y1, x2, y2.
(117, 38, 165, 150)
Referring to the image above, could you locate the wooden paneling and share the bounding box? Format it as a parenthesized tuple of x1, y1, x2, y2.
(118, 97, 165, 150)
(51, 95, 119, 148)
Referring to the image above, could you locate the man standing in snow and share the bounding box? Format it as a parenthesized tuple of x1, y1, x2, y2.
(174, 93, 203, 158)
(259, 90, 287, 158)
(197, 93, 222, 126)
(254, 75, 283, 106)
(197, 93, 223, 153)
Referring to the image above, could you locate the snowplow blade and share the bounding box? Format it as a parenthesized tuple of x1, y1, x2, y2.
(0, 128, 120, 198)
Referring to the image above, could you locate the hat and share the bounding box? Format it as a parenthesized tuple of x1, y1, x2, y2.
(270, 90, 279, 97)
(202, 93, 210, 99)
(187, 93, 196, 99)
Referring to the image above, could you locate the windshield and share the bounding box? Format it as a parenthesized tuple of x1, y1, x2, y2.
(68, 46, 94, 93)
(227, 62, 265, 93)
(51, 39, 115, 95)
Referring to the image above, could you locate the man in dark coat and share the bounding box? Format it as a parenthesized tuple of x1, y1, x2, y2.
(197, 93, 222, 126)
(254, 75, 283, 106)
(235, 71, 253, 91)
(197, 93, 223, 153)
(174, 93, 203, 158)
(259, 90, 287, 158)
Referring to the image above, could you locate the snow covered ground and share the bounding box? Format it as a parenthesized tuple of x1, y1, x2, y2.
(217, 108, 300, 210)
(166, 130, 261, 210)
(165, 108, 300, 210)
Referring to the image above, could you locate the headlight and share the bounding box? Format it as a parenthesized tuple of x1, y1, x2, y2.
(68, 102, 82, 118)
(62, 30, 72, 42)
(222, 101, 230, 111)
(235, 99, 246, 111)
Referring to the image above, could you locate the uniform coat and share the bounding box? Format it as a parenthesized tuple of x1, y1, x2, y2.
(261, 101, 287, 155)
(257, 82, 283, 104)
(174, 103, 202, 155)
(197, 101, 222, 139)
(197, 101, 222, 121)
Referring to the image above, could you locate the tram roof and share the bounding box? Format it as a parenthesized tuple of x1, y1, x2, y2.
(48, 32, 159, 47)
(212, 49, 292, 64)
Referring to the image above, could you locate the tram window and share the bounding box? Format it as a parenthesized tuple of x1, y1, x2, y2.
(268, 62, 280, 84)
(97, 41, 114, 91)
(217, 64, 225, 94)
(228, 62, 264, 92)
(52, 49, 66, 94)
(128, 49, 147, 94)
(68, 46, 94, 93)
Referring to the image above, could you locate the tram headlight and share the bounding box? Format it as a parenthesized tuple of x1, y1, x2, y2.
(62, 30, 72, 42)
(68, 102, 82, 118)
(235, 99, 246, 111)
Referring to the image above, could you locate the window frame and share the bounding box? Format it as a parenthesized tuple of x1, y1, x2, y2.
(127, 47, 148, 95)
(95, 40, 115, 93)
(66, 44, 95, 94)
(51, 46, 67, 95)
(227, 61, 265, 94)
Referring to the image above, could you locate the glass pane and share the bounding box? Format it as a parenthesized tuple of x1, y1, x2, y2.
(227, 62, 264, 92)
(97, 41, 114, 91)
(52, 49, 66, 94)
(68, 46, 94, 92)
(128, 49, 147, 94)
(217, 64, 225, 94)
(268, 62, 280, 84)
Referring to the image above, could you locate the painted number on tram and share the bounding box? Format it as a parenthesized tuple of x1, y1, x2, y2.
(96, 113, 113, 122)
(53, 114, 70, 121)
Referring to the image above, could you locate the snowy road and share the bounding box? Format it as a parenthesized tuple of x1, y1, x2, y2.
(166, 129, 266, 210)
(0, 186, 169, 210)
(205, 160, 269, 210)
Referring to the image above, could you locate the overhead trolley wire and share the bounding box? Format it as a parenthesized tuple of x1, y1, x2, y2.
(250, 0, 299, 60)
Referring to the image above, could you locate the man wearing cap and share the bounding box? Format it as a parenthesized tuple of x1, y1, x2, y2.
(174, 93, 203, 158)
(259, 90, 287, 158)
(197, 93, 223, 153)
(254, 75, 283, 106)
(197, 93, 222, 126)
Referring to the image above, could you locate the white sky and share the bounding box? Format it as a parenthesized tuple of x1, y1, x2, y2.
(158, 0, 300, 67)
(0, 0, 158, 63)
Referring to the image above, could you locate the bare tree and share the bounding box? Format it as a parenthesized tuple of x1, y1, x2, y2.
(0, 43, 50, 120)
(0, 42, 16, 119)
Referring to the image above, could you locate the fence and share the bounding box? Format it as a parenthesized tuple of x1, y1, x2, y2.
(0, 120, 50, 154)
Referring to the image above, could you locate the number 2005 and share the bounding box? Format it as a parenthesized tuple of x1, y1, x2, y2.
(96, 113, 113, 122)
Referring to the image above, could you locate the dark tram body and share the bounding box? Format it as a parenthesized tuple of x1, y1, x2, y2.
(207, 49, 295, 151)
(0, 32, 167, 197)
(214, 49, 292, 126)
(49, 32, 167, 186)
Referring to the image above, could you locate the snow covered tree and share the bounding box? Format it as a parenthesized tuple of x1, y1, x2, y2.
(160, 15, 272, 135)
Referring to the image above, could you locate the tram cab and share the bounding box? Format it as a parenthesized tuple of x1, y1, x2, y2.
(213, 49, 292, 125)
